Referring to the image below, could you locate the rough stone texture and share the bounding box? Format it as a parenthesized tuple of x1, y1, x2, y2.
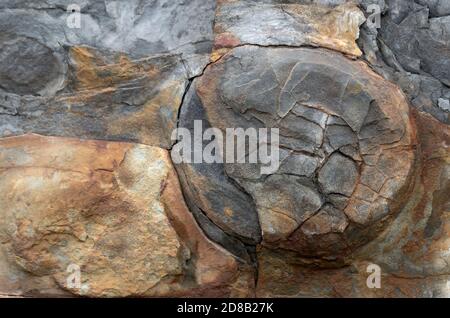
(358, 0, 450, 124)
(174, 85, 261, 262)
(0, 134, 253, 297)
(0, 46, 187, 148)
(213, 0, 365, 57)
(0, 0, 449, 298)
(180, 46, 417, 262)
(0, 0, 215, 76)
(257, 111, 450, 297)
(0, 0, 216, 147)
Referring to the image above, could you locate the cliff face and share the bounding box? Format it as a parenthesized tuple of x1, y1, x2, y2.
(0, 0, 448, 297)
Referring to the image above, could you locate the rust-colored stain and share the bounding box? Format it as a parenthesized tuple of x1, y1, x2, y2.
(70, 46, 160, 91)
(107, 81, 184, 146)
(214, 33, 241, 50)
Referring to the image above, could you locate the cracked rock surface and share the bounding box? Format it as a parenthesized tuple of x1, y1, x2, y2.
(0, 0, 449, 298)
(358, 0, 450, 124)
(180, 45, 416, 262)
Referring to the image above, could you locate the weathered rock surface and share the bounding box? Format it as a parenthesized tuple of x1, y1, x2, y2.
(174, 85, 261, 262)
(380, 1, 450, 86)
(358, 0, 450, 124)
(214, 0, 365, 57)
(0, 0, 216, 148)
(0, 134, 253, 297)
(0, 46, 187, 148)
(0, 0, 449, 299)
(0, 0, 215, 76)
(178, 46, 417, 261)
(257, 111, 450, 297)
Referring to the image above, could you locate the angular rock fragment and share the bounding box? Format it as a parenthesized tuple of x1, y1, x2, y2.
(248, 175, 324, 243)
(277, 152, 319, 178)
(318, 153, 358, 196)
(214, 0, 365, 57)
(301, 205, 349, 236)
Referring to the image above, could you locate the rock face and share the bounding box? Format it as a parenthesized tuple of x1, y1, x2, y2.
(0, 45, 188, 148)
(0, 134, 252, 297)
(257, 110, 450, 297)
(214, 1, 365, 57)
(0, 0, 216, 147)
(358, 0, 450, 124)
(174, 87, 262, 262)
(178, 46, 416, 262)
(0, 0, 449, 298)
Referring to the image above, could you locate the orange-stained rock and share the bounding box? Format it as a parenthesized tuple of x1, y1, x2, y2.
(0, 45, 188, 150)
(256, 110, 450, 297)
(0, 134, 253, 297)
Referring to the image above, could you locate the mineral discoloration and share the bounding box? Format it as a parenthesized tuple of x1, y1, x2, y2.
(0, 134, 252, 297)
(0, 0, 449, 298)
(0, 44, 188, 148)
(257, 111, 450, 297)
(0, 0, 217, 147)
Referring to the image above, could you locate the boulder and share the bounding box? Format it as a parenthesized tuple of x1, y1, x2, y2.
(180, 45, 417, 261)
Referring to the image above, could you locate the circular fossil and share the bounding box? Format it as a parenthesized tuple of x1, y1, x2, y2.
(0, 35, 65, 96)
(181, 46, 417, 261)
